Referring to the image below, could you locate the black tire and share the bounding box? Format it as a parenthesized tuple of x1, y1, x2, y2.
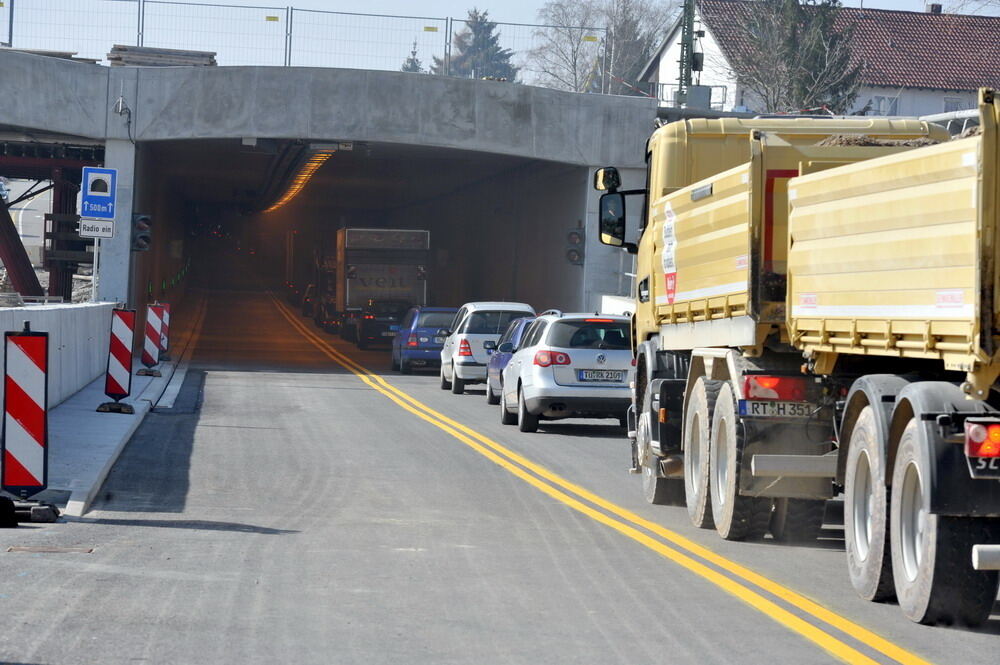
(844, 405, 895, 601)
(637, 392, 685, 505)
(771, 498, 826, 544)
(450, 364, 465, 394)
(500, 384, 517, 425)
(517, 387, 539, 433)
(0, 496, 17, 528)
(486, 379, 500, 405)
(400, 359, 411, 375)
(709, 382, 772, 540)
(440, 365, 451, 390)
(890, 417, 1000, 625)
(684, 378, 720, 529)
(619, 414, 628, 429)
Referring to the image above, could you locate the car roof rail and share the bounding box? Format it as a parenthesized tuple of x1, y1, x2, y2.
(538, 309, 563, 318)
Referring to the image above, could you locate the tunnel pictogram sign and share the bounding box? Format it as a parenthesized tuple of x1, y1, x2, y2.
(80, 167, 118, 222)
(2, 324, 49, 498)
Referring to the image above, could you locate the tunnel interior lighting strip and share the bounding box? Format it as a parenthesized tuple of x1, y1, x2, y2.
(264, 150, 334, 213)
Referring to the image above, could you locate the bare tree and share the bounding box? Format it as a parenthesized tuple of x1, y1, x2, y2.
(526, 1, 604, 92)
(528, 0, 676, 95)
(728, 0, 862, 113)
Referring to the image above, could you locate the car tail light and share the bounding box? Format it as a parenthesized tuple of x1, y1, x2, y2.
(965, 421, 1000, 458)
(458, 339, 473, 357)
(743, 375, 807, 401)
(534, 350, 571, 367)
(363, 314, 375, 320)
(407, 334, 419, 348)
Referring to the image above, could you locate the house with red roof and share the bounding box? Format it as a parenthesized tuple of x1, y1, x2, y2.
(639, 0, 1000, 116)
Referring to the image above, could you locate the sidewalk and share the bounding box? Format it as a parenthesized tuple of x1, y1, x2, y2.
(38, 357, 180, 517)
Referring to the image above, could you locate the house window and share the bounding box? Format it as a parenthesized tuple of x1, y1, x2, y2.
(943, 97, 967, 112)
(871, 95, 898, 116)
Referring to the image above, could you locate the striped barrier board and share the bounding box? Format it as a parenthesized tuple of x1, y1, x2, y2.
(138, 304, 163, 376)
(159, 303, 171, 361)
(98, 309, 136, 414)
(2, 324, 48, 498)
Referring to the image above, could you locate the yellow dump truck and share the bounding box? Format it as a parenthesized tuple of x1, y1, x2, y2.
(594, 100, 1000, 625)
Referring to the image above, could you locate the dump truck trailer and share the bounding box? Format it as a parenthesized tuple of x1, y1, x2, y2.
(593, 103, 1000, 625)
(783, 89, 1000, 625)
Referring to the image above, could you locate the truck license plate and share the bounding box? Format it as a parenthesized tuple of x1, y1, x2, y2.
(738, 400, 814, 418)
(578, 369, 625, 382)
(381, 331, 396, 337)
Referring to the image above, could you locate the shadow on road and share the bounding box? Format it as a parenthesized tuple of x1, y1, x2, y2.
(77, 517, 298, 535)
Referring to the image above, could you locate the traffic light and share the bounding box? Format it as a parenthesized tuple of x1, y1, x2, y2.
(566, 227, 585, 265)
(131, 214, 152, 252)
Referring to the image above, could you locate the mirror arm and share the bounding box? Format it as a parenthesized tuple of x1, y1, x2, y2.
(623, 242, 638, 254)
(619, 188, 647, 197)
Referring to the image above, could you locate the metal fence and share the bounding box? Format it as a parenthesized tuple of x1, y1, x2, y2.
(1, 0, 608, 90)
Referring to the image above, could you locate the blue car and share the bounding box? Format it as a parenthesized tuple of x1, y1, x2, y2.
(391, 306, 459, 373)
(484, 315, 534, 404)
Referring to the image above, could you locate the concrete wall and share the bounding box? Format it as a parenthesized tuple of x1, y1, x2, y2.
(0, 303, 114, 408)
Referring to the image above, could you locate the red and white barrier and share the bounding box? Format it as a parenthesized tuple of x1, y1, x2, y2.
(159, 303, 171, 361)
(2, 324, 48, 498)
(139, 304, 163, 376)
(97, 309, 136, 414)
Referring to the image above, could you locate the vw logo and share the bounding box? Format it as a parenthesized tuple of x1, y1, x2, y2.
(596, 354, 607, 365)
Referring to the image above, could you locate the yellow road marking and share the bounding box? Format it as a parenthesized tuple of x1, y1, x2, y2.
(273, 296, 934, 665)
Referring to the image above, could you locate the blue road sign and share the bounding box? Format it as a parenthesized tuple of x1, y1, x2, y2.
(80, 167, 118, 221)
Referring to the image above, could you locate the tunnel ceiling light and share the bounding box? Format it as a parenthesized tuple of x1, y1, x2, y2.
(264, 150, 335, 214)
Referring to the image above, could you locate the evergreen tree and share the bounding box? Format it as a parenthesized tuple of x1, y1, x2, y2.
(401, 40, 425, 73)
(431, 9, 518, 80)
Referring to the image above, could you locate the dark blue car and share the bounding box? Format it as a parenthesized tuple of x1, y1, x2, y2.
(484, 315, 534, 404)
(391, 306, 459, 373)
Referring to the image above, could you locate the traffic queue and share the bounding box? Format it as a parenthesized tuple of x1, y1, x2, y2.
(299, 291, 634, 433)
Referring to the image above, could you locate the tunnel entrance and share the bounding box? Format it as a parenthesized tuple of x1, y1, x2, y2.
(138, 138, 593, 314)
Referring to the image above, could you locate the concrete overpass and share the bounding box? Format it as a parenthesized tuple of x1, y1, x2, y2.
(1, 50, 655, 312)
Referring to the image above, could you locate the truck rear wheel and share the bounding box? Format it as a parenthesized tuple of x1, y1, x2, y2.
(844, 405, 895, 601)
(770, 498, 825, 543)
(709, 382, 772, 540)
(890, 418, 1000, 625)
(684, 378, 720, 529)
(637, 391, 684, 506)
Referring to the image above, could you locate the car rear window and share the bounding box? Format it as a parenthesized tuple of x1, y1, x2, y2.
(417, 311, 455, 328)
(460, 310, 532, 335)
(547, 320, 629, 349)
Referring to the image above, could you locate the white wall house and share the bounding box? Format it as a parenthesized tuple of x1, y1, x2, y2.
(640, 0, 1000, 116)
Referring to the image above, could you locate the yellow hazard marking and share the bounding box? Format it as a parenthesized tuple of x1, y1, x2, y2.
(265, 15, 279, 22)
(423, 26, 439, 32)
(273, 296, 936, 665)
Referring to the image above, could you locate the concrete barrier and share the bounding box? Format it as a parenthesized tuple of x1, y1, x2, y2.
(0, 303, 114, 408)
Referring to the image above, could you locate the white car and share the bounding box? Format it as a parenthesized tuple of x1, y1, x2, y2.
(499, 311, 633, 432)
(440, 301, 535, 394)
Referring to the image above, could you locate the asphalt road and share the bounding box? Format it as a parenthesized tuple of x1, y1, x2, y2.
(0, 290, 997, 665)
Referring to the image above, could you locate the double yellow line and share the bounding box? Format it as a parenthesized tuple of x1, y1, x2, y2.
(273, 297, 933, 665)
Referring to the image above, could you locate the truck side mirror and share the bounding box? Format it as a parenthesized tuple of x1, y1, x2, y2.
(593, 167, 621, 192)
(599, 192, 627, 247)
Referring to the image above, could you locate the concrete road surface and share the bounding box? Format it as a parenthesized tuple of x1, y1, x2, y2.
(0, 290, 996, 665)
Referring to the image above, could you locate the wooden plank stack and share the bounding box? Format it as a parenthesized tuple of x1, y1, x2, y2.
(107, 45, 217, 67)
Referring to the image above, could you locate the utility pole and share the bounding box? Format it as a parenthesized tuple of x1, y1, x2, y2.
(676, 0, 695, 106)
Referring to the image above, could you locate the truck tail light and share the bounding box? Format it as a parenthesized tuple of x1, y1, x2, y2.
(534, 350, 571, 367)
(965, 421, 1000, 458)
(743, 375, 807, 401)
(458, 339, 473, 357)
(407, 334, 419, 347)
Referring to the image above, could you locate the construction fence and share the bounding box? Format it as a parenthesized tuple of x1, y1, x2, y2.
(1, 0, 610, 91)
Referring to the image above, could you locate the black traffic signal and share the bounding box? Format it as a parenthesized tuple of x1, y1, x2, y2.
(566, 227, 585, 265)
(131, 214, 152, 252)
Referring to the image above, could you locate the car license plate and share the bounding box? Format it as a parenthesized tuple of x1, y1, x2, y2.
(738, 400, 814, 418)
(578, 369, 625, 382)
(381, 331, 396, 337)
(434, 336, 445, 343)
